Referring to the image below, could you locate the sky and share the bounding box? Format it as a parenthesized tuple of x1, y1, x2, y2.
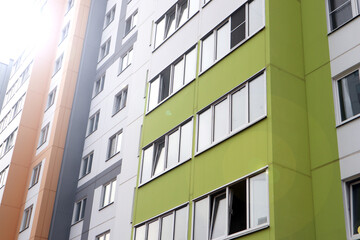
(0, 0, 42, 64)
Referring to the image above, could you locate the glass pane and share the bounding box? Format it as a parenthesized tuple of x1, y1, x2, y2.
(148, 77, 160, 110)
(201, 33, 214, 71)
(214, 99, 229, 142)
(177, 1, 188, 27)
(160, 67, 171, 101)
(105, 233, 110, 240)
(250, 172, 268, 227)
(128, 50, 133, 65)
(174, 207, 187, 240)
(249, 74, 266, 122)
(122, 54, 128, 71)
(338, 71, 360, 121)
(198, 108, 212, 151)
(330, 1, 352, 30)
(153, 139, 165, 176)
(165, 11, 176, 38)
(80, 199, 86, 219)
(125, 19, 131, 33)
(161, 214, 174, 240)
(148, 220, 160, 240)
(249, 0, 265, 36)
(110, 180, 116, 203)
(194, 198, 209, 240)
(352, 182, 360, 235)
(231, 23, 245, 48)
(116, 133, 122, 153)
(109, 137, 116, 157)
(231, 88, 247, 130)
(180, 121, 192, 162)
(74, 202, 81, 221)
(329, 0, 350, 11)
(155, 18, 165, 48)
(133, 13, 138, 27)
(103, 184, 111, 206)
(189, 0, 199, 17)
(229, 180, 247, 234)
(211, 194, 226, 239)
(173, 59, 185, 93)
(141, 146, 153, 183)
(216, 22, 230, 60)
(167, 130, 180, 169)
(184, 47, 197, 84)
(231, 5, 245, 31)
(135, 225, 146, 240)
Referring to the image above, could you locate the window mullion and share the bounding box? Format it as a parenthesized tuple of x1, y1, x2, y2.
(158, 217, 162, 240)
(170, 64, 175, 94)
(164, 135, 169, 169)
(182, 54, 186, 86)
(246, 83, 249, 124)
(214, 30, 217, 61)
(246, 177, 250, 229)
(246, 2, 249, 38)
(211, 105, 215, 143)
(226, 187, 229, 237)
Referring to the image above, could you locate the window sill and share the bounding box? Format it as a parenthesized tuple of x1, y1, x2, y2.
(202, 0, 212, 8)
(118, 64, 131, 76)
(145, 77, 196, 115)
(86, 130, 97, 139)
(98, 53, 110, 64)
(124, 26, 136, 39)
(336, 113, 360, 128)
(99, 201, 114, 211)
(0, 146, 14, 159)
(37, 141, 47, 150)
(19, 226, 29, 234)
(106, 152, 120, 162)
(92, 90, 104, 100)
(78, 172, 91, 181)
(198, 26, 265, 77)
(28, 182, 38, 190)
(44, 103, 54, 113)
(328, 14, 360, 35)
(138, 157, 191, 188)
(195, 115, 267, 157)
(112, 107, 126, 117)
(103, 19, 114, 31)
(52, 68, 62, 78)
(224, 223, 269, 240)
(71, 219, 84, 227)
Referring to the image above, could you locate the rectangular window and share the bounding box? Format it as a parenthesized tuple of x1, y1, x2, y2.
(99, 38, 111, 61)
(120, 49, 133, 72)
(140, 119, 193, 184)
(125, 10, 138, 35)
(350, 180, 360, 239)
(87, 111, 100, 136)
(59, 22, 70, 44)
(108, 131, 122, 159)
(29, 162, 41, 188)
(53, 54, 64, 75)
(337, 69, 360, 122)
(201, 0, 264, 72)
(38, 123, 50, 147)
(79, 152, 93, 179)
(328, 0, 356, 30)
(148, 46, 197, 111)
(154, 0, 199, 48)
(0, 166, 9, 188)
(20, 205, 33, 231)
(134, 205, 188, 240)
(197, 72, 266, 152)
(101, 179, 116, 208)
(193, 171, 269, 239)
(97, 231, 110, 240)
(104, 5, 116, 29)
(73, 198, 86, 223)
(113, 87, 128, 114)
(45, 87, 57, 111)
(93, 74, 105, 97)
(0, 129, 18, 157)
(65, 0, 74, 13)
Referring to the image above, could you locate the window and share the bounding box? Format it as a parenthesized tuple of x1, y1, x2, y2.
(134, 205, 188, 240)
(0, 94, 25, 133)
(38, 123, 50, 147)
(101, 179, 116, 207)
(87, 111, 100, 136)
(154, 0, 199, 48)
(79, 152, 93, 178)
(45, 87, 57, 110)
(73, 198, 86, 223)
(349, 180, 360, 239)
(336, 69, 360, 122)
(0, 129, 17, 157)
(65, 0, 74, 13)
(99, 38, 111, 61)
(125, 10, 138, 35)
(20, 205, 33, 231)
(120, 49, 133, 72)
(200, 0, 265, 72)
(193, 171, 269, 240)
(97, 231, 110, 240)
(327, 0, 360, 31)
(93, 74, 105, 97)
(60, 22, 70, 43)
(0, 166, 9, 188)
(104, 5, 116, 28)
(113, 87, 128, 114)
(29, 163, 41, 188)
(140, 119, 193, 184)
(197, 72, 266, 152)
(108, 131, 122, 159)
(148, 46, 197, 111)
(53, 54, 64, 75)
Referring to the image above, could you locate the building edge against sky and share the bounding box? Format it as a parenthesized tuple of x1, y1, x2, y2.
(0, 0, 360, 240)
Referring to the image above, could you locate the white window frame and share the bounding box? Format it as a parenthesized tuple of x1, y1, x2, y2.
(101, 179, 116, 208)
(196, 70, 266, 154)
(0, 166, 9, 188)
(96, 230, 110, 240)
(99, 38, 111, 62)
(349, 180, 360, 239)
(38, 123, 50, 148)
(45, 87, 57, 111)
(104, 5, 116, 29)
(107, 130, 122, 159)
(120, 48, 133, 73)
(53, 54, 64, 76)
(20, 205, 33, 232)
(113, 86, 128, 115)
(87, 111, 100, 136)
(125, 10, 138, 36)
(72, 198, 87, 224)
(29, 162, 42, 188)
(79, 152, 93, 179)
(326, 0, 360, 32)
(93, 74, 105, 98)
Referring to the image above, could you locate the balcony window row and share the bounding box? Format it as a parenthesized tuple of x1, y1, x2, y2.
(0, 128, 17, 158)
(197, 71, 266, 152)
(148, 46, 197, 111)
(201, 0, 265, 72)
(4, 62, 32, 106)
(125, 10, 138, 36)
(140, 119, 193, 184)
(134, 205, 188, 240)
(0, 94, 25, 133)
(104, 5, 116, 29)
(193, 171, 269, 240)
(327, 0, 360, 31)
(154, 0, 199, 48)
(0, 166, 9, 188)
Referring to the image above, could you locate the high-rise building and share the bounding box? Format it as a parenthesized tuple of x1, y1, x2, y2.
(0, 0, 360, 240)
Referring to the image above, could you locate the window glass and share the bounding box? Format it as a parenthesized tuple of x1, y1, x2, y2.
(155, 18, 165, 48)
(184, 47, 197, 84)
(329, 0, 352, 29)
(249, 0, 265, 35)
(194, 198, 209, 240)
(338, 71, 360, 121)
(161, 214, 173, 240)
(180, 120, 192, 162)
(148, 77, 160, 110)
(250, 172, 268, 227)
(214, 98, 229, 142)
(103, 183, 111, 206)
(198, 108, 211, 151)
(115, 132, 122, 153)
(133, 12, 138, 27)
(141, 146, 153, 183)
(229, 180, 247, 234)
(122, 54, 129, 71)
(165, 11, 176, 38)
(177, 1, 188, 27)
(174, 207, 187, 240)
(148, 220, 160, 240)
(110, 180, 116, 203)
(153, 138, 165, 176)
(352, 182, 360, 235)
(216, 22, 230, 60)
(231, 87, 247, 130)
(189, 0, 199, 16)
(160, 67, 171, 101)
(231, 6, 246, 48)
(167, 130, 180, 169)
(249, 74, 265, 122)
(210, 193, 226, 239)
(135, 225, 146, 240)
(201, 33, 214, 71)
(173, 59, 185, 93)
